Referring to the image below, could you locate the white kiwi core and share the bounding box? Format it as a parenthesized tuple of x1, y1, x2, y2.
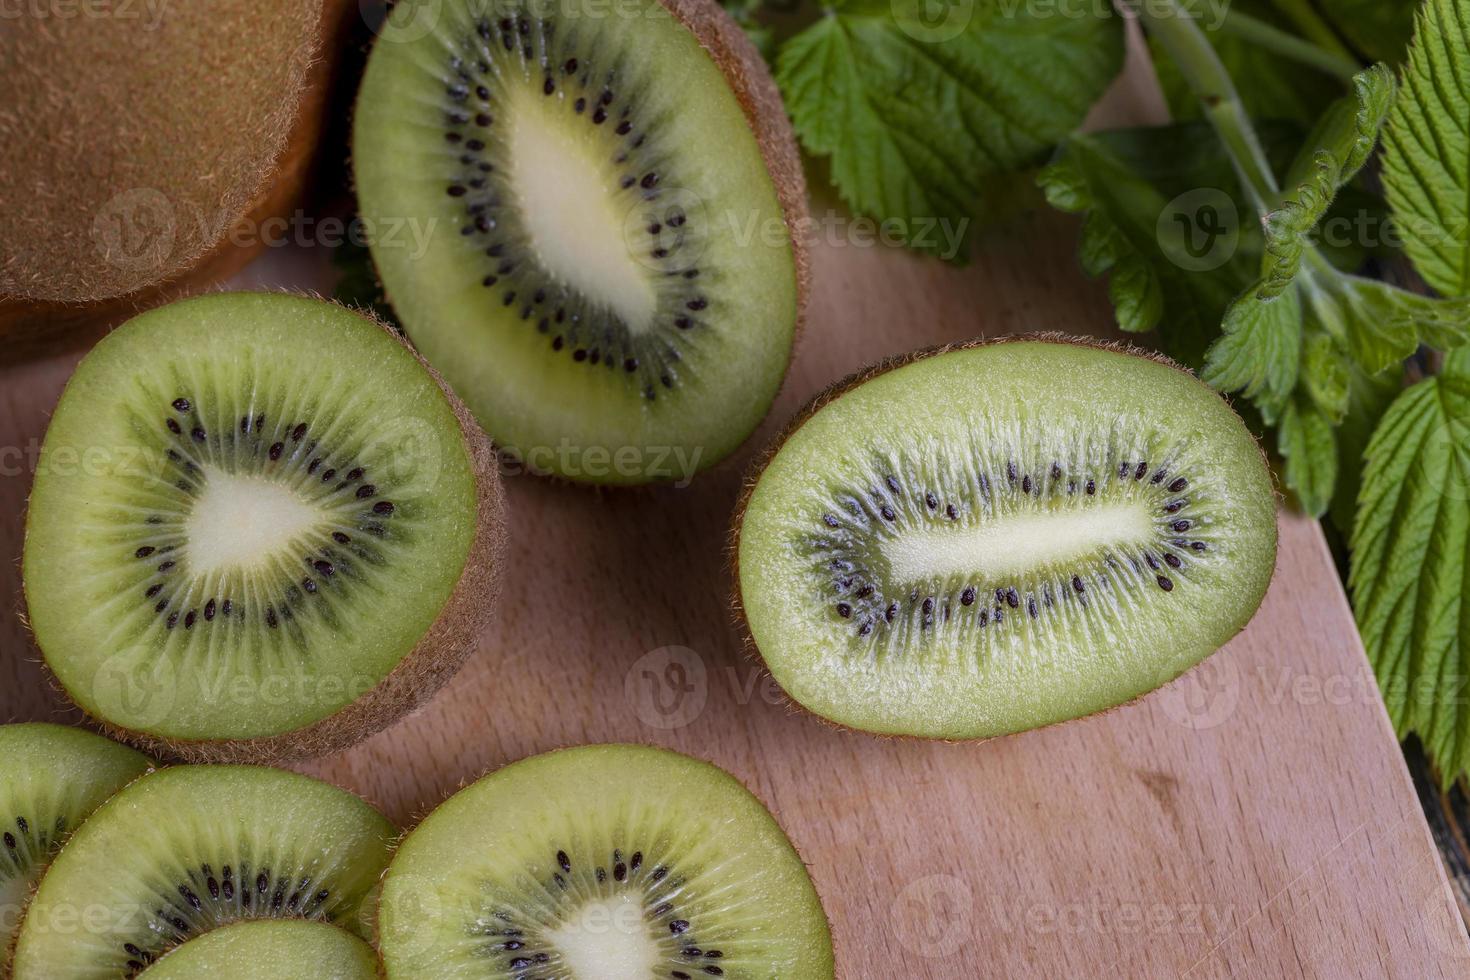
(879, 501, 1156, 583)
(507, 86, 657, 331)
(543, 893, 661, 980)
(184, 472, 323, 576)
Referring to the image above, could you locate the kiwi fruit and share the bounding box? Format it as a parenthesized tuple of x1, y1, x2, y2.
(136, 920, 380, 979)
(11, 765, 393, 977)
(0, 725, 151, 966)
(378, 743, 833, 978)
(735, 336, 1278, 739)
(0, 0, 352, 357)
(352, 0, 807, 484)
(21, 292, 504, 763)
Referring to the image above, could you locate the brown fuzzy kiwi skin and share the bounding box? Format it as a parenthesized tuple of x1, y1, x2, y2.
(0, 0, 360, 364)
(351, 0, 809, 489)
(24, 300, 507, 766)
(727, 331, 1280, 742)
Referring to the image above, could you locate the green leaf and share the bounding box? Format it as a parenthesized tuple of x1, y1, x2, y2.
(1151, 0, 1345, 128)
(1314, 0, 1420, 64)
(1278, 392, 1339, 516)
(1040, 123, 1285, 367)
(1382, 0, 1470, 297)
(1351, 352, 1470, 785)
(1302, 330, 1350, 420)
(777, 0, 1124, 258)
(1261, 65, 1396, 295)
(1200, 67, 1465, 433)
(1329, 360, 1403, 533)
(1203, 281, 1302, 420)
(1320, 276, 1470, 372)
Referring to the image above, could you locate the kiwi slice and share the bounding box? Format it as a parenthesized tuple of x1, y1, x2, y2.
(378, 744, 833, 978)
(0, 725, 151, 964)
(735, 337, 1278, 739)
(353, 0, 807, 484)
(21, 292, 504, 763)
(11, 765, 394, 978)
(137, 920, 379, 979)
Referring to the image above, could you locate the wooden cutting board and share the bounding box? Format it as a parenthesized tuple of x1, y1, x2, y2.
(3, 53, 1466, 980)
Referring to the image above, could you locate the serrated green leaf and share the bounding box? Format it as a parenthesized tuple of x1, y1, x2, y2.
(1323, 276, 1470, 372)
(1039, 123, 1281, 366)
(1278, 392, 1339, 516)
(1204, 283, 1302, 419)
(1261, 65, 1396, 296)
(1302, 330, 1350, 420)
(1201, 66, 1455, 425)
(777, 0, 1124, 258)
(1329, 361, 1403, 533)
(1382, 0, 1470, 297)
(1351, 355, 1470, 785)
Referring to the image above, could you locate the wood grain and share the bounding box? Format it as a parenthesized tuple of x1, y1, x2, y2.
(3, 217, 1463, 976)
(2, 46, 1465, 980)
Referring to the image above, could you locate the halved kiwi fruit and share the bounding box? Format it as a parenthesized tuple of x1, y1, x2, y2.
(11, 765, 394, 978)
(21, 292, 504, 763)
(735, 337, 1278, 739)
(353, 0, 807, 484)
(0, 725, 151, 965)
(378, 744, 833, 978)
(0, 0, 355, 358)
(137, 920, 380, 979)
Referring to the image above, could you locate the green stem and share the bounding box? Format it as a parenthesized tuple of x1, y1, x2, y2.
(1218, 9, 1360, 82)
(1268, 0, 1357, 62)
(1136, 1, 1279, 216)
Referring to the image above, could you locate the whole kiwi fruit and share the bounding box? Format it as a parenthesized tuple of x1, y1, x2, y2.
(0, 0, 357, 360)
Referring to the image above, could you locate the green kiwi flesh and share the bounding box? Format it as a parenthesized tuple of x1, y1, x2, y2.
(353, 0, 805, 484)
(137, 920, 379, 979)
(0, 725, 151, 961)
(378, 744, 833, 979)
(21, 292, 503, 761)
(12, 765, 393, 978)
(736, 338, 1278, 739)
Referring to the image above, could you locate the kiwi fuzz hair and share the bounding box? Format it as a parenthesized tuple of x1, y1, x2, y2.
(26, 303, 508, 765)
(728, 331, 1279, 740)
